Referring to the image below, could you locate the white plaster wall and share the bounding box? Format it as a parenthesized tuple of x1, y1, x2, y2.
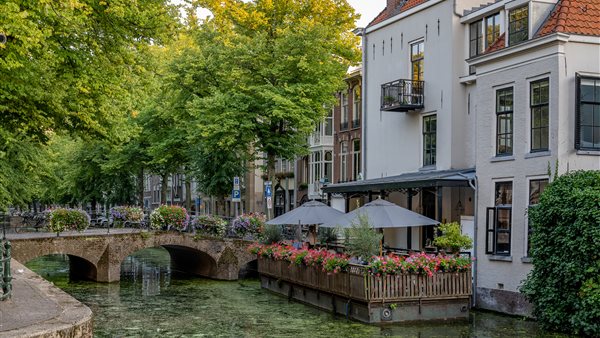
(473, 39, 600, 293)
(330, 196, 346, 213)
(364, 1, 474, 180)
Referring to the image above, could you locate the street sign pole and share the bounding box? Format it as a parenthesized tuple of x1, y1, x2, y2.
(232, 177, 241, 218)
(264, 181, 273, 220)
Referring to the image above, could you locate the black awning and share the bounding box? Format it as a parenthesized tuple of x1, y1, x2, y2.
(322, 168, 475, 194)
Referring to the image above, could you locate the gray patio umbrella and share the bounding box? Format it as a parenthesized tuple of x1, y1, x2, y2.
(320, 198, 439, 228)
(266, 200, 344, 225)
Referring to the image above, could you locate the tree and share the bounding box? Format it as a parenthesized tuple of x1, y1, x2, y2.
(187, 0, 360, 209)
(347, 214, 383, 261)
(433, 222, 473, 254)
(520, 171, 600, 336)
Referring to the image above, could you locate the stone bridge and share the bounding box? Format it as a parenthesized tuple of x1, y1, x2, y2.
(9, 232, 257, 283)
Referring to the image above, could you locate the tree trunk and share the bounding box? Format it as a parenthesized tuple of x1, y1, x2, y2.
(137, 168, 144, 208)
(161, 173, 168, 205)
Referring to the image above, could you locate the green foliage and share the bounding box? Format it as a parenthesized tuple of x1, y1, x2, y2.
(192, 215, 227, 237)
(318, 227, 338, 244)
(520, 171, 600, 336)
(261, 225, 282, 244)
(346, 214, 383, 260)
(47, 208, 90, 234)
(433, 222, 473, 254)
(150, 205, 189, 231)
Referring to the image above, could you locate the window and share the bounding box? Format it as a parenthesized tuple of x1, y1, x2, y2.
(324, 151, 333, 183)
(341, 92, 349, 130)
(485, 13, 501, 48)
(325, 108, 333, 136)
(411, 41, 424, 82)
(527, 179, 549, 256)
(496, 87, 514, 156)
(486, 182, 513, 255)
(352, 86, 361, 127)
(470, 20, 483, 58)
(340, 141, 348, 183)
(530, 79, 549, 151)
(352, 139, 361, 180)
(576, 75, 600, 150)
(423, 115, 437, 166)
(312, 151, 321, 183)
(508, 6, 528, 46)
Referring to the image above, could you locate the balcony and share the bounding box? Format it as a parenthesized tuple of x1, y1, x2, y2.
(339, 121, 349, 131)
(381, 79, 425, 112)
(351, 119, 360, 129)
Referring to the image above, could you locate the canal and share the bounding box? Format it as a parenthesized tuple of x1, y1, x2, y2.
(26, 248, 564, 337)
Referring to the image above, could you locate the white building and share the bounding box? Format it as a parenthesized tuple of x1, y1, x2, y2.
(325, 0, 483, 251)
(462, 0, 600, 315)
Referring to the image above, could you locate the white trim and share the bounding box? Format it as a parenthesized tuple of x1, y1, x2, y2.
(461, 1, 507, 24)
(526, 75, 551, 153)
(467, 33, 569, 66)
(365, 0, 445, 34)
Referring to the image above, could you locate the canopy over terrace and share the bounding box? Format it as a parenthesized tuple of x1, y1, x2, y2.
(322, 168, 476, 250)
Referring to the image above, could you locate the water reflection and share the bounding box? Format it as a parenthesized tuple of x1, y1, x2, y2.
(25, 249, 566, 337)
(121, 248, 171, 297)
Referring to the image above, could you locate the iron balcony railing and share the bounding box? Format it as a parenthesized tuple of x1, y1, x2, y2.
(381, 79, 425, 112)
(339, 121, 349, 131)
(1, 240, 11, 301)
(351, 119, 360, 128)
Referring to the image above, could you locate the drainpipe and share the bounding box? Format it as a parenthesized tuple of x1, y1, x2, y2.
(458, 172, 478, 308)
(354, 27, 367, 181)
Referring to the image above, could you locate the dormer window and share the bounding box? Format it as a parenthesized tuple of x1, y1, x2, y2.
(508, 6, 528, 46)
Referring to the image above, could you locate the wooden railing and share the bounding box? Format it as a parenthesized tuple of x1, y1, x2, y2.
(258, 257, 471, 303)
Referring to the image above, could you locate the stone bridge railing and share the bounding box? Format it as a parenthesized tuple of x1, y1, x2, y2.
(10, 232, 256, 283)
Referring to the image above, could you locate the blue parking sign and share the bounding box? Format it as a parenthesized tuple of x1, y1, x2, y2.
(265, 185, 272, 198)
(232, 189, 241, 202)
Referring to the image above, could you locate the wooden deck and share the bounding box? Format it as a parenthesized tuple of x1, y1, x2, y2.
(258, 257, 472, 303)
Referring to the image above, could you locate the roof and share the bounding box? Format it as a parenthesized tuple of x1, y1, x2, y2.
(464, 0, 503, 16)
(368, 0, 430, 27)
(323, 168, 475, 194)
(536, 0, 600, 37)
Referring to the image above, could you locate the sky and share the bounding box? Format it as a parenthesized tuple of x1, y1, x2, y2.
(177, 0, 387, 29)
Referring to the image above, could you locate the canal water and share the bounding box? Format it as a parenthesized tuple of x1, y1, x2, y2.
(26, 248, 564, 337)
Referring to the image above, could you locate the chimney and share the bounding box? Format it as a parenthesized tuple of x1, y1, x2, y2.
(387, 0, 405, 10)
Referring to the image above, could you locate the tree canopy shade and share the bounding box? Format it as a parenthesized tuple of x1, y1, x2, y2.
(0, 0, 180, 209)
(188, 0, 361, 176)
(521, 170, 600, 336)
(0, 0, 180, 142)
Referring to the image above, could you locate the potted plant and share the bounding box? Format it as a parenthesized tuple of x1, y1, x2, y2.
(433, 222, 473, 254)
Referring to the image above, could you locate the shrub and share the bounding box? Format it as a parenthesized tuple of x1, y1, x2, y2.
(110, 206, 144, 227)
(520, 170, 600, 336)
(149, 205, 189, 231)
(318, 227, 337, 244)
(231, 213, 265, 237)
(192, 215, 227, 237)
(433, 222, 473, 254)
(260, 224, 282, 244)
(47, 208, 90, 234)
(346, 213, 382, 260)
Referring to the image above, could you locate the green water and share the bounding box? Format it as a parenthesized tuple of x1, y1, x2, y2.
(26, 248, 564, 337)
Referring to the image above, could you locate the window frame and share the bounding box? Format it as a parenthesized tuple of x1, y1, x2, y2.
(508, 6, 528, 46)
(470, 20, 483, 57)
(496, 87, 514, 156)
(352, 139, 361, 181)
(410, 40, 424, 83)
(526, 178, 549, 256)
(486, 181, 513, 256)
(340, 141, 348, 183)
(530, 78, 550, 152)
(575, 74, 600, 150)
(485, 12, 501, 49)
(422, 114, 437, 167)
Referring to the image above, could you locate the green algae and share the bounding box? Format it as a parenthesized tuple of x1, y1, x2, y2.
(26, 249, 566, 338)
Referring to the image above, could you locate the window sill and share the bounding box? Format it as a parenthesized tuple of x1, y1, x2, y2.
(419, 165, 436, 172)
(524, 151, 551, 159)
(521, 257, 532, 264)
(490, 156, 515, 163)
(577, 150, 600, 156)
(488, 255, 513, 262)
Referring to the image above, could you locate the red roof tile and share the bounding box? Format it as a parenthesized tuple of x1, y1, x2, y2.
(536, 0, 600, 37)
(367, 0, 430, 27)
(484, 32, 506, 54)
